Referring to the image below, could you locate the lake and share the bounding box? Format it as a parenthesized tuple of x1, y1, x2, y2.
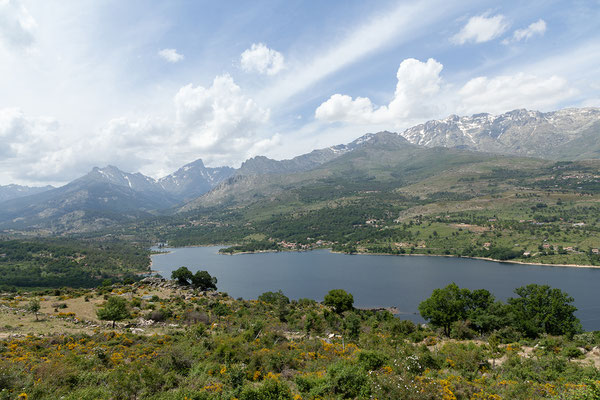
(151, 246, 600, 331)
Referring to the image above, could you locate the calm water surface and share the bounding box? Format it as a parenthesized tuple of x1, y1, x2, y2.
(151, 247, 600, 331)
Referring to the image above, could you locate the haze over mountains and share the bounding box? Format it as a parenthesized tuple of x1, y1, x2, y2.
(0, 184, 55, 203)
(1, 107, 598, 233)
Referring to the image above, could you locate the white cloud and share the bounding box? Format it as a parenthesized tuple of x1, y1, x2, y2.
(315, 94, 378, 124)
(158, 48, 184, 63)
(452, 13, 509, 44)
(0, 0, 36, 50)
(240, 43, 285, 75)
(315, 58, 443, 127)
(316, 58, 580, 130)
(511, 19, 547, 42)
(174, 74, 271, 160)
(0, 108, 65, 183)
(0, 74, 275, 184)
(457, 73, 577, 115)
(90, 75, 273, 175)
(258, 0, 460, 106)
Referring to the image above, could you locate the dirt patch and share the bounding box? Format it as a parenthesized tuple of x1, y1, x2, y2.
(451, 223, 489, 233)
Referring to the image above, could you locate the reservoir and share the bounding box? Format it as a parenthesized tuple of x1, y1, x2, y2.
(151, 247, 600, 331)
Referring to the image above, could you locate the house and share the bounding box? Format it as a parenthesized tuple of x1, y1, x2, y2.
(592, 249, 599, 255)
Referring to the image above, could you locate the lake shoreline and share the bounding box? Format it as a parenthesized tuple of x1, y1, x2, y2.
(155, 245, 600, 269)
(330, 251, 600, 269)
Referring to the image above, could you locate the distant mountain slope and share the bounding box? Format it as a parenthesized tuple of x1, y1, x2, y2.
(180, 131, 514, 211)
(0, 166, 179, 233)
(400, 107, 600, 159)
(0, 184, 54, 203)
(158, 159, 234, 201)
(236, 133, 378, 176)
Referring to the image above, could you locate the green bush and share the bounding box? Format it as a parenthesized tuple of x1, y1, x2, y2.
(240, 379, 293, 400)
(357, 350, 388, 371)
(327, 361, 370, 399)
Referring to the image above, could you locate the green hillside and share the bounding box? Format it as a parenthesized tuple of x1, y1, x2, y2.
(127, 133, 600, 266)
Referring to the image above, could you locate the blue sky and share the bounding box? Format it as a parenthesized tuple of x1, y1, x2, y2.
(0, 0, 599, 185)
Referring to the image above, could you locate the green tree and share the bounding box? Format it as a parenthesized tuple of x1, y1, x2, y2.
(171, 266, 193, 285)
(324, 289, 354, 314)
(418, 283, 470, 336)
(27, 298, 40, 321)
(507, 284, 581, 337)
(344, 312, 362, 341)
(258, 290, 289, 305)
(97, 296, 131, 328)
(465, 289, 508, 334)
(190, 270, 217, 291)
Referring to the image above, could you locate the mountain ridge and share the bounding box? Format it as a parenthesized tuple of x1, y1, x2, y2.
(1, 106, 599, 233)
(400, 107, 600, 159)
(0, 184, 55, 203)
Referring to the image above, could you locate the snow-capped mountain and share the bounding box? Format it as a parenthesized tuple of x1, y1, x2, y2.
(87, 166, 162, 194)
(400, 108, 600, 159)
(158, 159, 234, 200)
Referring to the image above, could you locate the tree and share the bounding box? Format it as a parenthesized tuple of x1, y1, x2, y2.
(191, 270, 217, 291)
(258, 290, 290, 305)
(324, 289, 354, 314)
(418, 283, 470, 336)
(344, 312, 362, 341)
(97, 296, 131, 328)
(171, 266, 193, 285)
(27, 298, 40, 321)
(465, 289, 508, 334)
(507, 284, 581, 337)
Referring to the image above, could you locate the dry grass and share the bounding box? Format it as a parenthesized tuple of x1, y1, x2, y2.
(0, 285, 188, 337)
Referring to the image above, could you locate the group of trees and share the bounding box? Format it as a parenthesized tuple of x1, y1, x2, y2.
(0, 239, 149, 289)
(171, 266, 217, 291)
(419, 283, 581, 338)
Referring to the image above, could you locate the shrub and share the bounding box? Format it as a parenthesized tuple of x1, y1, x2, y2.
(258, 290, 289, 305)
(357, 350, 388, 371)
(323, 289, 354, 314)
(327, 361, 370, 399)
(450, 320, 476, 340)
(240, 379, 293, 400)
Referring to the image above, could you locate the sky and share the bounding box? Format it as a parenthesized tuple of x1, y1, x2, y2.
(0, 0, 599, 186)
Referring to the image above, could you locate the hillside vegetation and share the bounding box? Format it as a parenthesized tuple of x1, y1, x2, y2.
(1, 281, 600, 399)
(130, 134, 600, 266)
(0, 239, 151, 289)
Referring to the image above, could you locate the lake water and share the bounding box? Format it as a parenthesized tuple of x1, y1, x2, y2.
(151, 247, 600, 331)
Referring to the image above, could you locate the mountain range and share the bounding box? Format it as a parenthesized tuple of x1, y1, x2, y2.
(0, 106, 598, 233)
(401, 107, 600, 159)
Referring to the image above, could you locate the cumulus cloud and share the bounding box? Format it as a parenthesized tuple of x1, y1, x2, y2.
(92, 75, 273, 175)
(315, 58, 443, 127)
(174, 75, 270, 154)
(0, 108, 65, 182)
(240, 43, 285, 75)
(0, 74, 276, 184)
(0, 0, 36, 50)
(451, 13, 509, 44)
(508, 19, 547, 42)
(158, 48, 184, 63)
(457, 73, 576, 115)
(316, 58, 579, 130)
